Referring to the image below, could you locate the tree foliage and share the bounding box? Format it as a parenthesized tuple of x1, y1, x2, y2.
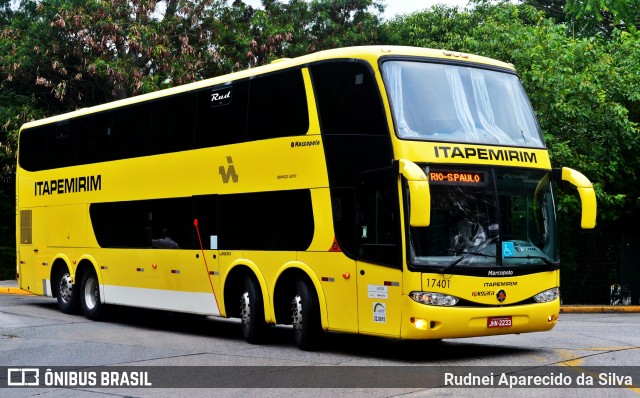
(525, 0, 640, 36)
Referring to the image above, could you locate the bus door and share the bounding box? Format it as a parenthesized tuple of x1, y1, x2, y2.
(355, 171, 403, 337)
(191, 196, 222, 315)
(18, 207, 48, 295)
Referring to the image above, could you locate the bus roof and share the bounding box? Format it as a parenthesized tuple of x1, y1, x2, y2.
(20, 46, 515, 130)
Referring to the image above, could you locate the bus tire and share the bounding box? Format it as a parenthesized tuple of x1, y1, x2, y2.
(240, 276, 266, 344)
(80, 268, 103, 321)
(55, 266, 79, 314)
(291, 278, 321, 351)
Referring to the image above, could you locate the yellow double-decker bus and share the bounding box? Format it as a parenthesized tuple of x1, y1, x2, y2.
(16, 46, 596, 350)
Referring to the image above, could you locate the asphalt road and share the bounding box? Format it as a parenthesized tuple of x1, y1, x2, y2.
(1, 291, 639, 397)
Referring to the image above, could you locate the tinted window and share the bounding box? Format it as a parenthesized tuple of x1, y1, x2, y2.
(77, 112, 112, 164)
(47, 122, 76, 169)
(219, 190, 314, 250)
(111, 103, 151, 160)
(310, 61, 387, 136)
(20, 123, 78, 171)
(91, 191, 311, 251)
(19, 126, 49, 171)
(195, 81, 249, 147)
(90, 196, 216, 250)
(19, 67, 310, 171)
(151, 93, 196, 154)
(247, 69, 309, 140)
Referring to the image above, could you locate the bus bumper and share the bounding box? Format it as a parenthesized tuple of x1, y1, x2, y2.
(400, 295, 560, 340)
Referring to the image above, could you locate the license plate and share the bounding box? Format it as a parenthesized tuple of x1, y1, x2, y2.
(487, 316, 512, 328)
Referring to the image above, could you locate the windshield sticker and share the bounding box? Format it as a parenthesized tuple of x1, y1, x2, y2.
(502, 242, 515, 257)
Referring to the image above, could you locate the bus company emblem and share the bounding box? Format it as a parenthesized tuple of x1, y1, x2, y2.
(433, 145, 538, 164)
(219, 156, 238, 183)
(34, 175, 102, 196)
(496, 290, 507, 302)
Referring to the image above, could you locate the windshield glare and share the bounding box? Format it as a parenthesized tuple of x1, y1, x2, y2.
(382, 61, 544, 148)
(410, 168, 557, 268)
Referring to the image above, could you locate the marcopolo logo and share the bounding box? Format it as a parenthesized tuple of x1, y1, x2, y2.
(488, 270, 514, 276)
(291, 140, 320, 148)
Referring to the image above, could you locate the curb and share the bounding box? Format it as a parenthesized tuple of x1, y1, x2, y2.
(0, 287, 34, 296)
(560, 305, 640, 313)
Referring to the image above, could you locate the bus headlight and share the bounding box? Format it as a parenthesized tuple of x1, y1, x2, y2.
(534, 287, 560, 303)
(410, 291, 459, 306)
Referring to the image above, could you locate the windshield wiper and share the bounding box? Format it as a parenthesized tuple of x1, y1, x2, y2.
(440, 250, 495, 274)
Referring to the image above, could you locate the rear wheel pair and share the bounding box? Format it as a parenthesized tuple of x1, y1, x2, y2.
(240, 276, 321, 350)
(54, 266, 103, 320)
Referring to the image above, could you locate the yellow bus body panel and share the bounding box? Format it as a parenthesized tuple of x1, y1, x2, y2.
(400, 271, 559, 339)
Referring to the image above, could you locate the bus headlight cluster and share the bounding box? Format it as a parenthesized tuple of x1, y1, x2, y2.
(534, 287, 560, 303)
(410, 291, 459, 306)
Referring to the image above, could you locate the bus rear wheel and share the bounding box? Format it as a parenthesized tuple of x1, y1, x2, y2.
(55, 267, 78, 314)
(291, 279, 321, 350)
(240, 276, 266, 344)
(80, 269, 103, 320)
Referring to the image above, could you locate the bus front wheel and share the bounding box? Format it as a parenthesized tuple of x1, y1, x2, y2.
(55, 267, 78, 314)
(291, 278, 321, 350)
(80, 269, 103, 321)
(240, 276, 266, 344)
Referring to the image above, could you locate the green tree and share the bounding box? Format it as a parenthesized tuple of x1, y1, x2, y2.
(524, 0, 640, 36)
(306, 0, 384, 50)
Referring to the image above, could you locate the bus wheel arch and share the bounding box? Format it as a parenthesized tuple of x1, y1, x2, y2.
(51, 259, 79, 314)
(273, 268, 324, 350)
(223, 264, 269, 343)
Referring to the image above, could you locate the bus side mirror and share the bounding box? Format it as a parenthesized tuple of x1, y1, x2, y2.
(554, 167, 597, 229)
(398, 159, 430, 227)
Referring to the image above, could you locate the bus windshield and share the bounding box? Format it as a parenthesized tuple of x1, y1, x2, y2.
(409, 168, 558, 269)
(382, 60, 544, 148)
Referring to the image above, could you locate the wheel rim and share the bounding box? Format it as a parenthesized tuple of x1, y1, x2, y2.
(84, 276, 98, 311)
(58, 273, 73, 304)
(291, 294, 303, 333)
(240, 291, 251, 327)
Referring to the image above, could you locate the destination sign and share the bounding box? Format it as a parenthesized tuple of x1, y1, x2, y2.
(428, 170, 486, 185)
